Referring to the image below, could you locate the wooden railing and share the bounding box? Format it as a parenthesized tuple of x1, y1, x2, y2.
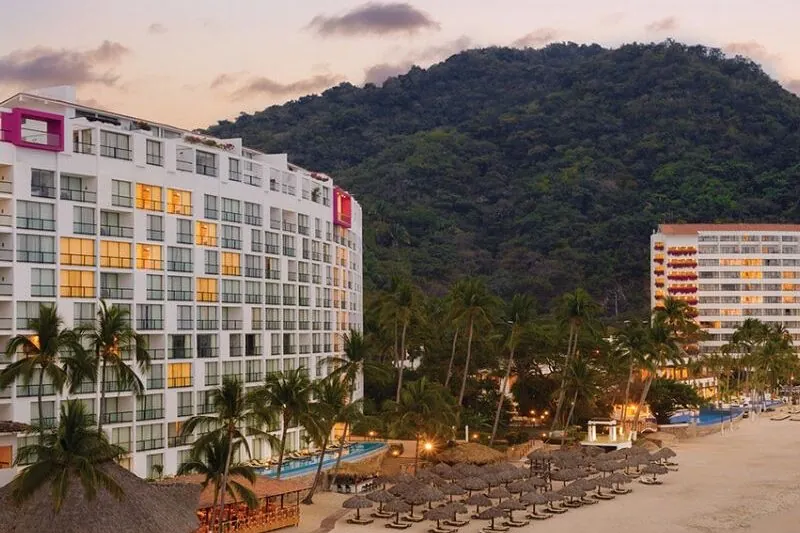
(195, 504, 299, 533)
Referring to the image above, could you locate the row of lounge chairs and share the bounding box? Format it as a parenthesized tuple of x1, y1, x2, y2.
(244, 442, 355, 468)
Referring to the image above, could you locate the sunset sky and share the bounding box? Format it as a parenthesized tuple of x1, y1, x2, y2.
(2, 0, 798, 129)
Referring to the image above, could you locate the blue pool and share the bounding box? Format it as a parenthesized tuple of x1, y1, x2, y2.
(670, 408, 743, 426)
(257, 442, 386, 479)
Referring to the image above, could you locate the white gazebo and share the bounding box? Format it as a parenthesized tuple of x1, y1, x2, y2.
(581, 419, 632, 451)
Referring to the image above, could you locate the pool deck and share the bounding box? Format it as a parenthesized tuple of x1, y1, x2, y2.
(259, 443, 387, 480)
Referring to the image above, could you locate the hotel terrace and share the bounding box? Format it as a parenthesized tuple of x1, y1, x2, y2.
(0, 86, 363, 483)
(650, 223, 800, 396)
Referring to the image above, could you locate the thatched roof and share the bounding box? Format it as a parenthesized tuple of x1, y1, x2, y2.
(0, 462, 200, 533)
(0, 421, 29, 434)
(435, 443, 505, 465)
(165, 474, 310, 509)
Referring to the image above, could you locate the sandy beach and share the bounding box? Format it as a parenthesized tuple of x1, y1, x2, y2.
(298, 411, 800, 533)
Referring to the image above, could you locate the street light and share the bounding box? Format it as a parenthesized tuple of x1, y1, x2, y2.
(423, 442, 433, 452)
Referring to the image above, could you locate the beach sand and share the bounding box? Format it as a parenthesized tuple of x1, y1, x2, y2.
(299, 411, 800, 533)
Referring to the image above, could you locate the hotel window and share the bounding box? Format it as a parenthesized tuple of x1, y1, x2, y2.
(221, 252, 241, 276)
(196, 151, 217, 177)
(135, 184, 163, 211)
(136, 244, 163, 270)
(137, 304, 163, 330)
(244, 202, 262, 226)
(74, 302, 95, 325)
(100, 211, 132, 238)
(197, 278, 218, 302)
(60, 270, 95, 298)
(177, 305, 193, 330)
(221, 279, 241, 303)
(146, 274, 164, 300)
(198, 334, 217, 359)
(251, 229, 263, 252)
(221, 198, 241, 223)
(146, 215, 164, 241)
(168, 276, 193, 301)
(73, 206, 95, 235)
(283, 234, 295, 257)
(167, 246, 192, 272)
(204, 250, 219, 275)
(60, 174, 95, 203)
(265, 232, 280, 254)
(221, 225, 241, 250)
(147, 452, 163, 476)
(177, 392, 193, 417)
(137, 394, 164, 421)
(204, 195, 218, 220)
(100, 240, 132, 268)
(111, 427, 131, 453)
(229, 158, 241, 181)
(245, 281, 262, 304)
(246, 360, 262, 383)
(17, 235, 55, 264)
(266, 257, 280, 280)
(197, 307, 218, 330)
(146, 139, 163, 166)
(167, 189, 192, 216)
(176, 218, 193, 244)
(100, 131, 132, 160)
(136, 424, 164, 452)
(223, 361, 241, 379)
(17, 200, 55, 231)
(196, 221, 218, 247)
(60, 237, 95, 266)
(111, 179, 133, 208)
(31, 268, 56, 297)
(31, 169, 56, 198)
(244, 254, 261, 278)
(18, 301, 53, 329)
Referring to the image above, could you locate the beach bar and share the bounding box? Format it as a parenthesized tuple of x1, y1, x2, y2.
(169, 474, 309, 533)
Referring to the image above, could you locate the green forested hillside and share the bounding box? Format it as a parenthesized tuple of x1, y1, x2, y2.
(208, 41, 800, 315)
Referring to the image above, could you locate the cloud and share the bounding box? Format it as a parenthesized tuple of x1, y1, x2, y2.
(723, 41, 780, 65)
(148, 23, 167, 35)
(210, 73, 241, 89)
(512, 28, 560, 48)
(413, 36, 473, 61)
(308, 2, 440, 37)
(231, 73, 343, 100)
(0, 41, 130, 87)
(785, 79, 800, 95)
(364, 63, 412, 85)
(646, 16, 678, 33)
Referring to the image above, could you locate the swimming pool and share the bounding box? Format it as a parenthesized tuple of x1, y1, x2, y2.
(669, 408, 743, 426)
(256, 442, 386, 479)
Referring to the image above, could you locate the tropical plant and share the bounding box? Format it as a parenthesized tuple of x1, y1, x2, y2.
(379, 277, 417, 402)
(302, 377, 362, 504)
(81, 300, 150, 434)
(182, 377, 270, 532)
(450, 278, 497, 408)
(610, 320, 651, 431)
(177, 435, 258, 518)
(10, 400, 125, 512)
(257, 369, 313, 479)
(563, 355, 602, 430)
(552, 289, 599, 430)
(646, 378, 704, 424)
(384, 377, 457, 474)
(490, 294, 535, 445)
(0, 305, 88, 441)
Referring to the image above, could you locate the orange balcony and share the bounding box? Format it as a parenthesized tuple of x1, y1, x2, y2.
(667, 246, 697, 256)
(667, 259, 697, 268)
(654, 242, 664, 251)
(668, 285, 697, 294)
(654, 254, 665, 264)
(667, 271, 697, 281)
(655, 278, 665, 287)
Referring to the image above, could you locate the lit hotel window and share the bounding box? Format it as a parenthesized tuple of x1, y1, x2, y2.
(136, 244, 163, 270)
(60, 237, 95, 266)
(196, 222, 218, 246)
(167, 363, 192, 388)
(100, 241, 132, 268)
(167, 189, 192, 216)
(60, 270, 95, 298)
(136, 184, 163, 211)
(197, 278, 218, 302)
(221, 252, 241, 276)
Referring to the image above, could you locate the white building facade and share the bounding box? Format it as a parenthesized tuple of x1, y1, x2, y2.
(651, 223, 800, 356)
(0, 86, 363, 479)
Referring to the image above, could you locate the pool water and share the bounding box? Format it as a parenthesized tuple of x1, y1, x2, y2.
(256, 442, 386, 479)
(670, 408, 743, 426)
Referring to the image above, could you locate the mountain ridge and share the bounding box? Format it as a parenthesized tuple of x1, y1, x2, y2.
(208, 41, 800, 315)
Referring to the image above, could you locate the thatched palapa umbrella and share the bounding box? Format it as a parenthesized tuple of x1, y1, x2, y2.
(440, 482, 466, 501)
(459, 476, 488, 495)
(436, 442, 505, 465)
(478, 506, 507, 529)
(423, 505, 452, 530)
(488, 486, 511, 502)
(465, 493, 493, 514)
(520, 491, 550, 516)
(0, 463, 200, 533)
(343, 495, 373, 521)
(418, 485, 445, 509)
(499, 498, 527, 522)
(442, 501, 469, 524)
(383, 499, 411, 525)
(641, 464, 669, 482)
(367, 489, 396, 513)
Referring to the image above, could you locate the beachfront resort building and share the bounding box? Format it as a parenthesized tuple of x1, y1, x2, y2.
(0, 86, 363, 482)
(650, 223, 800, 396)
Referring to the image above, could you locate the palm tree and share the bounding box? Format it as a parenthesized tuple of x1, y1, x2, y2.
(611, 320, 650, 433)
(182, 377, 268, 532)
(490, 294, 535, 445)
(451, 278, 497, 408)
(728, 318, 769, 399)
(563, 355, 601, 431)
(10, 400, 125, 512)
(379, 277, 417, 402)
(258, 369, 313, 479)
(0, 305, 88, 441)
(385, 377, 457, 475)
(177, 435, 258, 525)
(302, 377, 362, 504)
(82, 300, 150, 434)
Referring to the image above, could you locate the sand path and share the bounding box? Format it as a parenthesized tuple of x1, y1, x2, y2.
(299, 413, 800, 533)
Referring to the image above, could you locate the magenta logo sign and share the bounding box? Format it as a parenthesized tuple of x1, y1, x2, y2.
(0, 107, 65, 152)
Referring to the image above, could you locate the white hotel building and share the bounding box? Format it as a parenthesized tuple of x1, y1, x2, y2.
(650, 223, 800, 357)
(0, 86, 363, 482)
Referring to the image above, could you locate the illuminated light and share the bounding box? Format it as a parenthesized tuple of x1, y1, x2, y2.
(472, 433, 479, 440)
(423, 442, 433, 452)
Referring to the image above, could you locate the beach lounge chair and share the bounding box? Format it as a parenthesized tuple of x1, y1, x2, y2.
(444, 519, 470, 527)
(639, 477, 662, 486)
(347, 518, 375, 525)
(545, 504, 567, 514)
(372, 511, 395, 519)
(611, 488, 632, 495)
(503, 519, 530, 528)
(404, 514, 425, 523)
(580, 497, 598, 505)
(526, 512, 552, 521)
(563, 500, 582, 508)
(386, 522, 411, 530)
(428, 528, 456, 533)
(481, 526, 510, 533)
(593, 493, 615, 501)
(770, 414, 790, 421)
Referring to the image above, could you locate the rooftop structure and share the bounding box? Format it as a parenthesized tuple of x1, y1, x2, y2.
(0, 86, 363, 481)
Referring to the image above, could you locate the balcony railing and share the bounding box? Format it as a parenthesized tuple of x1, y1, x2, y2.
(137, 319, 163, 330)
(222, 320, 242, 330)
(245, 268, 262, 278)
(196, 163, 218, 177)
(111, 194, 133, 208)
(17, 217, 55, 231)
(221, 293, 242, 304)
(167, 377, 192, 388)
(147, 229, 164, 241)
(100, 224, 133, 238)
(177, 319, 194, 330)
(73, 221, 96, 235)
(101, 145, 132, 160)
(265, 320, 281, 330)
(103, 381, 133, 393)
(101, 411, 133, 424)
(136, 438, 164, 452)
(17, 384, 55, 397)
(31, 185, 56, 199)
(244, 215, 262, 226)
(197, 320, 218, 330)
(167, 260, 193, 272)
(60, 189, 97, 203)
(221, 211, 242, 223)
(147, 289, 164, 300)
(31, 417, 58, 429)
(168, 348, 192, 359)
(168, 290, 193, 301)
(147, 377, 165, 389)
(100, 287, 133, 300)
(266, 245, 280, 255)
(73, 140, 95, 154)
(245, 294, 262, 304)
(245, 372, 262, 383)
(136, 408, 164, 421)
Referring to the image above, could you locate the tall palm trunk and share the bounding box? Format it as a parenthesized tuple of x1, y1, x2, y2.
(302, 433, 329, 504)
(631, 375, 655, 435)
(36, 368, 45, 443)
(395, 321, 408, 403)
(551, 324, 576, 431)
(216, 430, 234, 533)
(457, 319, 474, 407)
(275, 414, 290, 479)
(564, 389, 580, 431)
(208, 483, 220, 533)
(619, 362, 634, 432)
(413, 435, 421, 475)
(490, 346, 514, 445)
(330, 420, 348, 486)
(98, 356, 107, 434)
(444, 329, 459, 388)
